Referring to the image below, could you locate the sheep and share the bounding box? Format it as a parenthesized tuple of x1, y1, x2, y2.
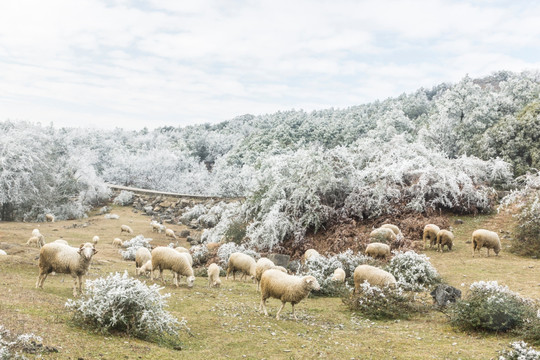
(36, 242, 97, 296)
(165, 228, 177, 240)
(207, 263, 221, 288)
(112, 238, 123, 248)
(255, 258, 288, 291)
(150, 220, 165, 233)
(151, 247, 195, 287)
(174, 246, 190, 254)
(302, 249, 320, 264)
(53, 239, 68, 245)
(369, 227, 397, 244)
(365, 242, 391, 259)
(92, 235, 99, 245)
(45, 213, 55, 222)
(472, 229, 501, 257)
(179, 252, 193, 266)
(226, 252, 256, 281)
(135, 247, 152, 276)
(331, 268, 346, 282)
(26, 234, 45, 248)
(138, 260, 153, 276)
(274, 266, 288, 274)
(259, 269, 320, 320)
(0, 250, 7, 256)
(120, 225, 133, 234)
(32, 229, 41, 237)
(380, 224, 401, 236)
(437, 230, 454, 252)
(423, 224, 440, 249)
(353, 265, 396, 293)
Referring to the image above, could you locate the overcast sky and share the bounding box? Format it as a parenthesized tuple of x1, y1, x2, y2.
(1, 0, 539, 130)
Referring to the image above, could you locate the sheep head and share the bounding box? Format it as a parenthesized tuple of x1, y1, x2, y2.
(78, 243, 98, 260)
(303, 276, 320, 291)
(187, 275, 195, 288)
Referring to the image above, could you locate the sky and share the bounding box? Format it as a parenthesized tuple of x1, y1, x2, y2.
(1, 0, 539, 130)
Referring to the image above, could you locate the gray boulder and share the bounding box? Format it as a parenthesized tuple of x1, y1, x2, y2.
(430, 284, 462, 307)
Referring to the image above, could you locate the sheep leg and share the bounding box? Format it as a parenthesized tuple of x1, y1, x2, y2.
(159, 269, 165, 283)
(72, 275, 79, 296)
(276, 302, 286, 320)
(226, 267, 231, 280)
(291, 304, 297, 321)
(173, 273, 179, 287)
(260, 297, 268, 316)
(36, 271, 48, 288)
(487, 248, 490, 257)
(77, 275, 83, 295)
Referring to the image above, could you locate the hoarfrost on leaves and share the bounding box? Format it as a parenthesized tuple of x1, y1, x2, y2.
(120, 235, 152, 261)
(498, 341, 540, 360)
(386, 251, 440, 291)
(113, 191, 134, 206)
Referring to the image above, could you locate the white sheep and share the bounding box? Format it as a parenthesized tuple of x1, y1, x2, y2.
(0, 249, 7, 256)
(150, 220, 165, 233)
(437, 230, 454, 252)
(36, 242, 98, 296)
(365, 242, 391, 259)
(207, 263, 221, 288)
(380, 224, 401, 236)
(120, 224, 133, 234)
(53, 239, 68, 245)
(92, 235, 99, 245)
(423, 224, 440, 249)
(472, 229, 501, 257)
(26, 234, 45, 248)
(331, 268, 346, 282)
(255, 258, 287, 291)
(112, 238, 123, 248)
(135, 247, 152, 276)
(353, 265, 396, 293)
(45, 213, 55, 222)
(302, 249, 320, 264)
(259, 269, 320, 320)
(151, 247, 195, 287)
(32, 229, 41, 237)
(165, 228, 177, 240)
(138, 260, 153, 276)
(369, 227, 397, 244)
(174, 246, 190, 254)
(226, 252, 256, 281)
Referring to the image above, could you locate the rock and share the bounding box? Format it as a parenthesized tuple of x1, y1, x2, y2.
(188, 220, 199, 229)
(267, 253, 290, 268)
(454, 219, 464, 225)
(430, 284, 461, 307)
(180, 230, 191, 238)
(144, 206, 153, 214)
(159, 201, 172, 208)
(180, 199, 191, 209)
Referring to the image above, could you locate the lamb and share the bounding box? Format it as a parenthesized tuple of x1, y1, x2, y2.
(135, 247, 152, 276)
(112, 238, 123, 248)
(207, 263, 221, 288)
(53, 239, 68, 245)
(36, 242, 98, 296)
(365, 242, 391, 259)
(255, 257, 287, 291)
(32, 229, 41, 237)
(380, 224, 401, 236)
(0, 249, 7, 256)
(369, 227, 397, 244)
(436, 230, 454, 252)
(423, 224, 441, 249)
(165, 228, 177, 240)
(174, 246, 190, 254)
(353, 265, 396, 293)
(302, 249, 320, 264)
(226, 252, 256, 281)
(92, 235, 99, 245)
(151, 247, 195, 287)
(150, 220, 165, 233)
(472, 229, 501, 257)
(331, 268, 346, 282)
(45, 213, 55, 222)
(138, 260, 153, 276)
(120, 224, 133, 234)
(259, 269, 320, 320)
(26, 234, 45, 248)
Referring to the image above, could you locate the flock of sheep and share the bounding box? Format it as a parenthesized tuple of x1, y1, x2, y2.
(21, 218, 502, 320)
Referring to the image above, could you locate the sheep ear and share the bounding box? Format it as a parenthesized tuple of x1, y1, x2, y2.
(305, 278, 312, 284)
(93, 249, 98, 255)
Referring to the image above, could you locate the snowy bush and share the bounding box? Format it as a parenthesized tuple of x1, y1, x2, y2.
(65, 272, 187, 344)
(104, 213, 120, 219)
(190, 244, 210, 266)
(199, 202, 243, 243)
(0, 325, 43, 360)
(498, 341, 540, 360)
(450, 281, 536, 333)
(180, 204, 208, 224)
(120, 235, 152, 261)
(113, 191, 134, 206)
(386, 251, 440, 291)
(216, 242, 260, 265)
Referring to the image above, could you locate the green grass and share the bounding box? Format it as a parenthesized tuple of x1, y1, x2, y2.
(0, 206, 539, 359)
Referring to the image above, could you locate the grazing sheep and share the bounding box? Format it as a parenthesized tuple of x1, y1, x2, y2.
(138, 260, 153, 276)
(26, 234, 45, 248)
(437, 230, 454, 252)
(369, 227, 397, 244)
(255, 258, 287, 291)
(120, 225, 133, 234)
(0, 250, 7, 256)
(353, 265, 396, 293)
(150, 220, 165, 233)
(151, 247, 195, 287)
(45, 213, 55, 222)
(423, 224, 441, 249)
(92, 235, 99, 245)
(174, 246, 190, 254)
(135, 247, 152, 276)
(36, 242, 97, 296)
(178, 252, 193, 266)
(226, 252, 256, 281)
(365, 242, 391, 259)
(380, 224, 401, 236)
(259, 269, 320, 320)
(207, 263, 221, 288)
(32, 229, 41, 237)
(53, 239, 68, 245)
(302, 249, 320, 264)
(472, 229, 501, 257)
(165, 228, 177, 240)
(331, 268, 346, 282)
(112, 238, 123, 248)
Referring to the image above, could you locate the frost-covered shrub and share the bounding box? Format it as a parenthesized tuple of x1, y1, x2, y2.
(449, 281, 536, 333)
(104, 213, 120, 219)
(190, 244, 210, 266)
(120, 235, 152, 261)
(342, 282, 421, 320)
(113, 191, 134, 206)
(65, 272, 187, 344)
(216, 242, 260, 265)
(498, 341, 540, 360)
(180, 204, 208, 224)
(0, 325, 43, 360)
(386, 251, 440, 291)
(298, 250, 370, 296)
(200, 202, 243, 243)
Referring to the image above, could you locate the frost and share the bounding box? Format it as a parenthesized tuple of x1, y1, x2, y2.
(120, 235, 152, 261)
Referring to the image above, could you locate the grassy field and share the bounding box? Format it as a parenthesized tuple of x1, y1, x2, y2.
(0, 205, 539, 359)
